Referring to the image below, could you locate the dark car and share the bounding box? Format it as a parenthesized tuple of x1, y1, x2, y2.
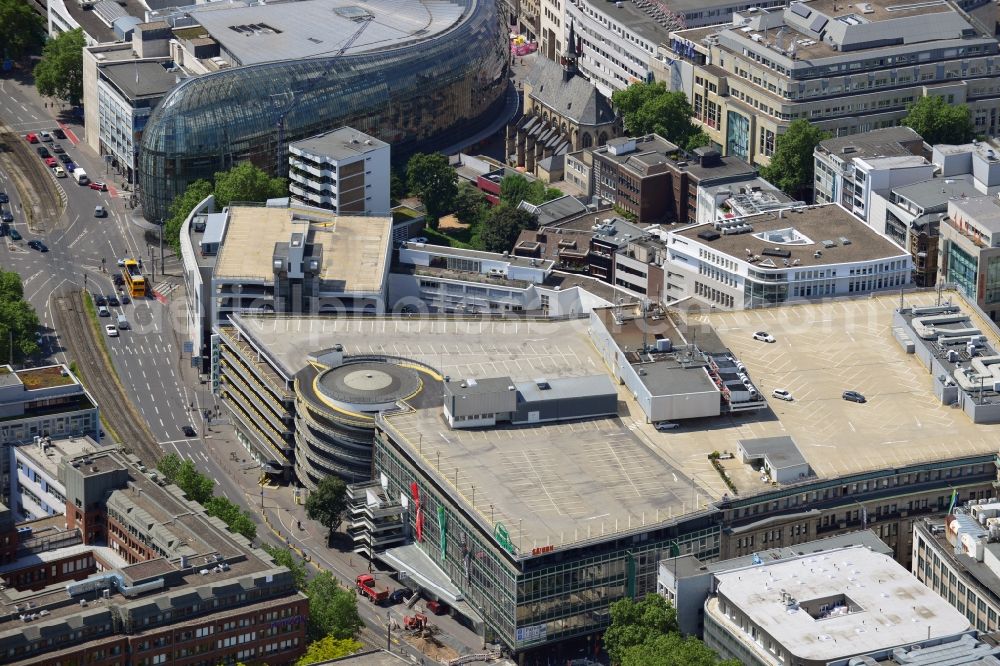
(842, 390, 867, 404)
(53, 128, 66, 140)
(58, 153, 72, 164)
(0, 222, 8, 237)
(182, 425, 197, 437)
(94, 294, 107, 306)
(27, 240, 48, 252)
(36, 147, 50, 158)
(120, 293, 131, 305)
(106, 294, 120, 307)
(0, 191, 7, 203)
(9, 229, 21, 241)
(51, 144, 65, 154)
(64, 161, 76, 172)
(113, 274, 125, 287)
(389, 587, 414, 604)
(0, 208, 12, 223)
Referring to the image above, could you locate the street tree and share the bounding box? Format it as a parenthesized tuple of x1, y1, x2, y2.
(452, 181, 489, 227)
(305, 475, 349, 533)
(499, 174, 562, 207)
(204, 496, 257, 540)
(213, 162, 287, 208)
(0, 269, 40, 362)
(0, 0, 45, 61)
(619, 633, 739, 666)
(304, 571, 363, 642)
(263, 544, 307, 590)
(296, 636, 362, 665)
(604, 594, 679, 665)
(612, 81, 699, 147)
(406, 152, 457, 223)
(902, 96, 974, 145)
(475, 205, 537, 253)
(759, 119, 830, 200)
(163, 180, 213, 254)
(34, 29, 86, 107)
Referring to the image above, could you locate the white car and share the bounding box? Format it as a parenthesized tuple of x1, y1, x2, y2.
(408, 236, 429, 244)
(117, 258, 126, 267)
(53, 166, 66, 178)
(753, 331, 776, 343)
(655, 421, 680, 431)
(771, 388, 793, 401)
(39, 131, 53, 142)
(105, 324, 118, 337)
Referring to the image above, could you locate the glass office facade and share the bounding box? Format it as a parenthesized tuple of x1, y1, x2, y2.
(138, 0, 508, 221)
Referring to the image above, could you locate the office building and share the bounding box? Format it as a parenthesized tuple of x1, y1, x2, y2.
(912, 501, 1000, 635)
(591, 135, 756, 224)
(696, 175, 799, 227)
(813, 127, 929, 214)
(0, 443, 308, 666)
(288, 127, 390, 215)
(939, 195, 1000, 322)
(11, 436, 100, 522)
(670, 0, 1000, 167)
(0, 364, 100, 450)
(665, 204, 913, 309)
(703, 544, 974, 666)
(137, 0, 510, 221)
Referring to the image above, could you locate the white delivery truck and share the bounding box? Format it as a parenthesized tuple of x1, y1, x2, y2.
(73, 169, 89, 185)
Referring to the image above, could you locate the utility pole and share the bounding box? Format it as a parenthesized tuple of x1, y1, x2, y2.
(386, 611, 392, 652)
(159, 224, 164, 279)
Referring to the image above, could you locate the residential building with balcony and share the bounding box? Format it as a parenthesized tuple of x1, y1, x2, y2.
(939, 195, 1000, 322)
(591, 134, 755, 224)
(288, 127, 390, 215)
(665, 204, 912, 309)
(669, 0, 1000, 168)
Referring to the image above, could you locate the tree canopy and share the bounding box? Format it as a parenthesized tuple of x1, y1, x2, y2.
(0, 269, 40, 363)
(305, 571, 363, 642)
(604, 594, 736, 666)
(213, 162, 287, 208)
(498, 174, 562, 208)
(611, 82, 702, 150)
(759, 119, 830, 199)
(155, 453, 256, 540)
(407, 152, 457, 222)
(474, 205, 537, 253)
(163, 179, 213, 254)
(902, 96, 975, 145)
(263, 544, 307, 591)
(452, 181, 489, 227)
(0, 0, 45, 60)
(296, 636, 362, 665)
(34, 29, 85, 106)
(305, 475, 349, 533)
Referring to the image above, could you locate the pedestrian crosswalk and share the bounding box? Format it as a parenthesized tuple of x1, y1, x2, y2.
(152, 281, 181, 298)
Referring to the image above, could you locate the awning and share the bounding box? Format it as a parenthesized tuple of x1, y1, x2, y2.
(381, 543, 463, 603)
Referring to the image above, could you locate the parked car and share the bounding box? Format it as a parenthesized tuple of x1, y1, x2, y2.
(425, 600, 448, 615)
(9, 229, 21, 241)
(105, 324, 118, 337)
(54, 166, 66, 178)
(182, 425, 197, 437)
(752, 331, 776, 343)
(0, 208, 12, 223)
(58, 153, 72, 164)
(98, 306, 110, 317)
(771, 389, 793, 401)
(94, 294, 107, 306)
(36, 146, 50, 158)
(655, 421, 680, 431)
(106, 293, 120, 307)
(0, 191, 7, 203)
(64, 161, 76, 173)
(39, 131, 52, 142)
(44, 157, 57, 168)
(28, 240, 48, 252)
(842, 390, 867, 404)
(94, 205, 107, 217)
(25, 133, 39, 144)
(53, 128, 66, 140)
(389, 587, 414, 604)
(51, 143, 65, 154)
(408, 236, 429, 244)
(0, 222, 7, 237)
(89, 181, 108, 192)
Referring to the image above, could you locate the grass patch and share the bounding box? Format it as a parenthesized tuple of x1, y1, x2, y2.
(424, 226, 472, 249)
(18, 366, 75, 389)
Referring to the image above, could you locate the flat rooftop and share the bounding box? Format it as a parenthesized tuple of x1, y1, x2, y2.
(949, 195, 1000, 234)
(188, 0, 469, 65)
(291, 126, 388, 160)
(15, 437, 104, 480)
(890, 175, 973, 212)
(215, 205, 391, 293)
(712, 545, 972, 663)
(101, 61, 178, 100)
(15, 365, 77, 391)
(817, 126, 923, 160)
(402, 242, 556, 271)
(673, 204, 908, 267)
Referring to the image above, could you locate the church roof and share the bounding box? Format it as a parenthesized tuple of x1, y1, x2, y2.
(524, 58, 615, 128)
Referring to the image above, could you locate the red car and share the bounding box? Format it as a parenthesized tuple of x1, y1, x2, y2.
(44, 157, 57, 168)
(89, 181, 108, 192)
(25, 133, 38, 144)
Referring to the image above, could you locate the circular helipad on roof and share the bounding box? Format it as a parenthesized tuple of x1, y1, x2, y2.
(315, 361, 421, 411)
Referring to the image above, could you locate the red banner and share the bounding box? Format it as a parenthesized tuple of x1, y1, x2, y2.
(411, 482, 423, 542)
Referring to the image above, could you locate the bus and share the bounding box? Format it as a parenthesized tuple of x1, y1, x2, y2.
(122, 259, 146, 298)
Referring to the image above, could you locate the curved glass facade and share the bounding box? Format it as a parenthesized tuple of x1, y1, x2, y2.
(138, 0, 509, 221)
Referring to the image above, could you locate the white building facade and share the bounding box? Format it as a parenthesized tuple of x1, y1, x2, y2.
(288, 127, 391, 216)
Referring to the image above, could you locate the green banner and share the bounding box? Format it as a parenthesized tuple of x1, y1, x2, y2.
(494, 522, 515, 554)
(437, 506, 447, 561)
(626, 551, 636, 598)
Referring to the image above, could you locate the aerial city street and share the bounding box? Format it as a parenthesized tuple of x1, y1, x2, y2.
(4, 0, 1000, 664)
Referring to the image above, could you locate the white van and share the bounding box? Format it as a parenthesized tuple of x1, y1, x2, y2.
(73, 169, 89, 185)
(116, 314, 129, 330)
